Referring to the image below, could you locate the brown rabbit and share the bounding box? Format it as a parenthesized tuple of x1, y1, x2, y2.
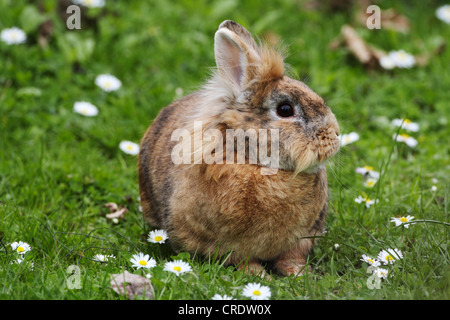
(138, 20, 340, 277)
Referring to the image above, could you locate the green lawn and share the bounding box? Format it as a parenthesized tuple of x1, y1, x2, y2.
(0, 0, 449, 300)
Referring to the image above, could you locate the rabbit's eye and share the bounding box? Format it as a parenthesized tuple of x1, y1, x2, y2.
(276, 103, 294, 118)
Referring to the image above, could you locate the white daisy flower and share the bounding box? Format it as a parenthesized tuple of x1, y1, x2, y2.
(211, 294, 235, 300)
(388, 50, 415, 68)
(361, 254, 381, 267)
(93, 254, 114, 262)
(355, 165, 380, 179)
(0, 27, 26, 45)
(73, 101, 98, 117)
(242, 283, 271, 300)
(392, 118, 419, 132)
(339, 132, 359, 146)
(436, 4, 450, 24)
(431, 185, 437, 192)
(147, 229, 169, 244)
(390, 215, 415, 228)
(163, 260, 192, 276)
(10, 241, 31, 255)
(72, 0, 105, 8)
(119, 140, 140, 155)
(377, 248, 403, 265)
(393, 133, 418, 148)
(130, 253, 156, 270)
(363, 177, 378, 188)
(379, 55, 395, 70)
(354, 196, 378, 208)
(95, 74, 122, 92)
(374, 268, 389, 279)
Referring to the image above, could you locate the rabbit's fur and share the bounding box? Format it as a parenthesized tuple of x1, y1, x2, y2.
(139, 20, 340, 276)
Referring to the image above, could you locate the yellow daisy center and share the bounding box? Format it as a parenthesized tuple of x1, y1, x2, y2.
(154, 236, 163, 242)
(253, 290, 261, 296)
(400, 133, 410, 139)
(139, 260, 147, 266)
(367, 181, 375, 187)
(173, 266, 182, 272)
(400, 217, 408, 223)
(386, 255, 394, 261)
(104, 81, 111, 88)
(364, 165, 374, 171)
(127, 145, 133, 150)
(368, 258, 374, 263)
(17, 246, 24, 252)
(404, 119, 411, 124)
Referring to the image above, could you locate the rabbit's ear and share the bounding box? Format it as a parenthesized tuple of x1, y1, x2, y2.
(214, 21, 260, 93)
(218, 20, 260, 54)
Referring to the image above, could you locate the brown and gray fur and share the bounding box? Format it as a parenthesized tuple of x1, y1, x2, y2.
(138, 20, 340, 277)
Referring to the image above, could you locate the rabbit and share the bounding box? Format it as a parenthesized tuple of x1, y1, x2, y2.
(138, 20, 340, 277)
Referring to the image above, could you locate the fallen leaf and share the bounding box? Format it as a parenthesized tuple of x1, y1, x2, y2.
(104, 202, 119, 212)
(103, 202, 128, 220)
(105, 207, 128, 219)
(340, 25, 385, 68)
(110, 271, 154, 300)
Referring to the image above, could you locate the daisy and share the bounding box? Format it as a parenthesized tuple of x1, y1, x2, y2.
(211, 294, 235, 300)
(163, 260, 192, 276)
(72, 0, 105, 8)
(0, 27, 26, 45)
(393, 133, 418, 148)
(392, 118, 419, 132)
(355, 165, 380, 179)
(431, 185, 437, 192)
(93, 254, 114, 262)
(436, 4, 450, 24)
(391, 215, 415, 228)
(354, 196, 378, 208)
(95, 74, 122, 92)
(388, 50, 415, 69)
(374, 268, 389, 279)
(379, 55, 395, 70)
(10, 241, 31, 255)
(73, 101, 98, 117)
(147, 229, 169, 244)
(339, 132, 359, 146)
(377, 248, 403, 265)
(360, 254, 381, 267)
(242, 283, 271, 300)
(130, 253, 156, 270)
(363, 177, 378, 188)
(119, 140, 140, 155)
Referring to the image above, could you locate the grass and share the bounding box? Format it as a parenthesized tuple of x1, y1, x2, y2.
(0, 0, 449, 300)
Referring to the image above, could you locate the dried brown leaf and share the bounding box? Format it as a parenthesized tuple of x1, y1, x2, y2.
(341, 25, 385, 69)
(105, 207, 128, 219)
(104, 202, 119, 212)
(110, 271, 154, 300)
